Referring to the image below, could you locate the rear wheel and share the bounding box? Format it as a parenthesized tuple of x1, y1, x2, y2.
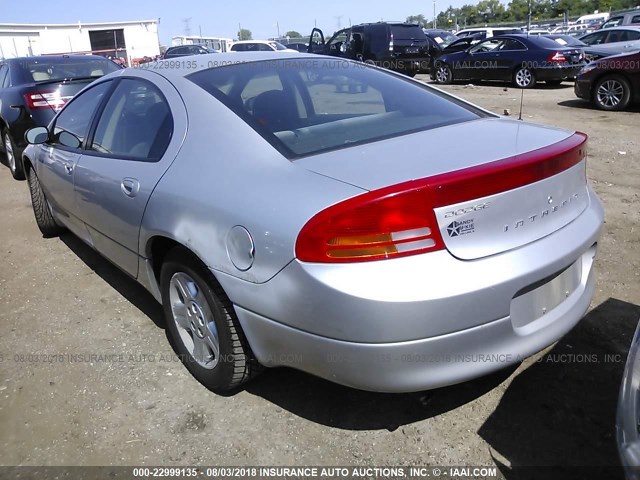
(513, 67, 536, 88)
(434, 63, 453, 84)
(160, 248, 260, 393)
(26, 168, 66, 237)
(3, 130, 25, 180)
(593, 74, 631, 111)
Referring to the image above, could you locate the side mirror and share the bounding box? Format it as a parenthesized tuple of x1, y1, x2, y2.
(25, 126, 49, 145)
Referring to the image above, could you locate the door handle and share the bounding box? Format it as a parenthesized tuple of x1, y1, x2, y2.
(121, 178, 140, 198)
(64, 164, 74, 175)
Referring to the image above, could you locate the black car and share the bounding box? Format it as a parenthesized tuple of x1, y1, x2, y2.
(423, 29, 460, 59)
(0, 55, 120, 180)
(284, 42, 309, 53)
(431, 34, 586, 88)
(575, 51, 640, 110)
(162, 45, 216, 59)
(307, 22, 431, 76)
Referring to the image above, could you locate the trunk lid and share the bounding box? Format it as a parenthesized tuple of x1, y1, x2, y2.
(297, 118, 589, 260)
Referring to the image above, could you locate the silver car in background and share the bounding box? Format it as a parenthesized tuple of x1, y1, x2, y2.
(22, 52, 604, 393)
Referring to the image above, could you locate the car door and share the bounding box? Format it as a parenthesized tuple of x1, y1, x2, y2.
(494, 38, 528, 80)
(308, 28, 326, 54)
(465, 38, 505, 80)
(325, 29, 350, 58)
(73, 72, 186, 277)
(35, 80, 113, 233)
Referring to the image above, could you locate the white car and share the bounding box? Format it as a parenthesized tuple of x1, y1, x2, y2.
(455, 27, 522, 39)
(230, 40, 298, 53)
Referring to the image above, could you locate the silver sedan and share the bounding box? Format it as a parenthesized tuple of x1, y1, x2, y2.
(21, 52, 604, 393)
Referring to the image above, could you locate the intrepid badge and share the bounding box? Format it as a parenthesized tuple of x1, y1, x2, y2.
(447, 219, 475, 237)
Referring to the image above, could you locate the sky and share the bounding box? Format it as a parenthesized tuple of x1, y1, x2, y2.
(0, 0, 462, 45)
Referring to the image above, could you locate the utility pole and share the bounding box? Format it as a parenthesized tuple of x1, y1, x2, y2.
(433, 0, 437, 29)
(527, 0, 532, 31)
(182, 17, 192, 36)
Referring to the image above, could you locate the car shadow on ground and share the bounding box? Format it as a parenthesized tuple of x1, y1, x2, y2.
(558, 99, 640, 113)
(59, 232, 166, 329)
(479, 298, 640, 480)
(425, 79, 573, 90)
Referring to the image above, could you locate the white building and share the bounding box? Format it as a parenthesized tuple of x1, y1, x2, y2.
(0, 20, 160, 65)
(172, 35, 234, 53)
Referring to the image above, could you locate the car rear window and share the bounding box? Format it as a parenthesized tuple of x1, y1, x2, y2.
(18, 57, 120, 83)
(390, 25, 427, 40)
(188, 59, 487, 158)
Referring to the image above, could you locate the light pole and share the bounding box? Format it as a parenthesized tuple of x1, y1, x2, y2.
(433, 0, 437, 28)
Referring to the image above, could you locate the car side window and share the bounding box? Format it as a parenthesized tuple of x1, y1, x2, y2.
(329, 30, 349, 52)
(621, 30, 640, 41)
(89, 78, 173, 161)
(50, 81, 112, 150)
(581, 31, 607, 45)
(258, 43, 272, 51)
(632, 15, 640, 24)
(470, 39, 502, 53)
(499, 39, 526, 51)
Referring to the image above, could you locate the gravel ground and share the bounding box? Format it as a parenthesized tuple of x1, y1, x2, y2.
(0, 78, 639, 479)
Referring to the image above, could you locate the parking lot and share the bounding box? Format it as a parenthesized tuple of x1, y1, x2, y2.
(0, 78, 639, 477)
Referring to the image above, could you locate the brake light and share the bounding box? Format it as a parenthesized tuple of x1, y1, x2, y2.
(24, 91, 69, 110)
(548, 51, 567, 62)
(296, 132, 587, 263)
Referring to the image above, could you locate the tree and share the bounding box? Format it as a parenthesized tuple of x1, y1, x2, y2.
(406, 14, 429, 27)
(285, 30, 302, 38)
(238, 28, 252, 41)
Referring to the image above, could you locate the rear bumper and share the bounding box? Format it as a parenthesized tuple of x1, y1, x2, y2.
(221, 187, 604, 392)
(535, 65, 585, 81)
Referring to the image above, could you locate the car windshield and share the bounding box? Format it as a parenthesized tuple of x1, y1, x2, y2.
(427, 31, 458, 47)
(19, 57, 120, 83)
(189, 59, 485, 158)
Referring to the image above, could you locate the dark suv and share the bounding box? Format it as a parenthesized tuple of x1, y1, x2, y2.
(307, 22, 431, 76)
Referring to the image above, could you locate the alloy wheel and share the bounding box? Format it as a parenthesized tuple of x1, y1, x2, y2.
(515, 69, 532, 88)
(169, 272, 220, 369)
(596, 79, 624, 108)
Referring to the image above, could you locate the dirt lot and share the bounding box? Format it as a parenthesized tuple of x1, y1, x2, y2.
(0, 79, 639, 478)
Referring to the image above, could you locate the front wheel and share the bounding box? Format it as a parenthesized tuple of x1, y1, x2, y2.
(161, 248, 260, 393)
(593, 74, 631, 111)
(434, 63, 453, 84)
(513, 67, 536, 89)
(3, 130, 25, 180)
(26, 168, 66, 237)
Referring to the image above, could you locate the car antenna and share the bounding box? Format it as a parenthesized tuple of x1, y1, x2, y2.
(518, 87, 525, 121)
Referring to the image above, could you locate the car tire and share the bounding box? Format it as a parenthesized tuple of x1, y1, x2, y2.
(513, 67, 536, 88)
(593, 74, 631, 111)
(3, 129, 25, 180)
(26, 168, 66, 238)
(160, 248, 261, 393)
(434, 63, 453, 84)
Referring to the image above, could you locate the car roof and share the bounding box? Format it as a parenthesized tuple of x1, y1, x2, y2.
(3, 54, 109, 63)
(233, 40, 279, 44)
(587, 25, 640, 31)
(128, 52, 315, 79)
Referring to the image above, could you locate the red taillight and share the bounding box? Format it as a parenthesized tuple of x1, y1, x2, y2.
(547, 51, 567, 63)
(295, 186, 445, 263)
(24, 91, 69, 110)
(296, 132, 587, 263)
